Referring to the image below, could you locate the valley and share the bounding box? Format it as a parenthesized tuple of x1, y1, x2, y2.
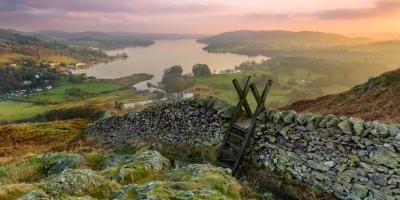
(1, 28, 400, 200)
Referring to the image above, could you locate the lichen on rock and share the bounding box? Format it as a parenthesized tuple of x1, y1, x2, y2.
(110, 150, 172, 184)
(110, 164, 241, 200)
(37, 152, 86, 175)
(43, 169, 119, 198)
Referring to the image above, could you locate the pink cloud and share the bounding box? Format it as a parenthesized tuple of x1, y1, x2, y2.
(316, 0, 400, 19)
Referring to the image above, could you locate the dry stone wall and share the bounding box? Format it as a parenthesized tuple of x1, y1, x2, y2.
(85, 98, 224, 146)
(250, 108, 400, 200)
(85, 98, 400, 199)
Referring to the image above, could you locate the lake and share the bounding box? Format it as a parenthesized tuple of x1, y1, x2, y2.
(75, 39, 267, 82)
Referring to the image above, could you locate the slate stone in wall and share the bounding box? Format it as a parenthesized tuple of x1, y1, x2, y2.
(84, 98, 225, 147)
(251, 108, 400, 200)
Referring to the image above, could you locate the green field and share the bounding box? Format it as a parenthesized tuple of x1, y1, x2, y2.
(0, 89, 156, 122)
(25, 79, 123, 103)
(0, 74, 155, 123)
(187, 68, 349, 107)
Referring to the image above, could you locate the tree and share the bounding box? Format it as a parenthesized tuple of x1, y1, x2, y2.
(161, 65, 184, 93)
(163, 65, 183, 77)
(161, 75, 184, 93)
(192, 64, 211, 77)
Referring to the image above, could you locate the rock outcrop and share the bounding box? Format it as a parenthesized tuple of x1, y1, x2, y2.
(37, 153, 86, 175)
(11, 149, 241, 200)
(110, 164, 240, 200)
(44, 169, 119, 198)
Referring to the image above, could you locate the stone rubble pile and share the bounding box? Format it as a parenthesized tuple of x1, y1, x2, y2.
(85, 98, 225, 146)
(251, 108, 400, 200)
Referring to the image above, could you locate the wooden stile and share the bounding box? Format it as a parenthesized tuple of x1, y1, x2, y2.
(218, 76, 272, 175)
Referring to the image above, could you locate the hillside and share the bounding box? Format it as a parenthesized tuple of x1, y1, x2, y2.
(198, 30, 373, 48)
(285, 68, 400, 123)
(198, 30, 400, 67)
(30, 31, 154, 50)
(0, 29, 108, 64)
(30, 31, 203, 50)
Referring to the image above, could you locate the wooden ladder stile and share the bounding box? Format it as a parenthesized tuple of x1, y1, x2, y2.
(218, 77, 272, 175)
(218, 76, 252, 160)
(231, 80, 272, 175)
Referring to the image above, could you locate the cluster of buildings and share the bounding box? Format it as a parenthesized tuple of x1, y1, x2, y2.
(0, 80, 53, 100)
(40, 61, 87, 73)
(0, 60, 89, 101)
(5, 60, 88, 73)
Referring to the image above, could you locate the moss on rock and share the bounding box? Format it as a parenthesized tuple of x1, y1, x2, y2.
(43, 169, 119, 198)
(112, 150, 172, 184)
(37, 153, 85, 175)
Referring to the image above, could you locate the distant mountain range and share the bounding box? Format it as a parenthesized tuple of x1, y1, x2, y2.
(24, 30, 205, 50)
(198, 30, 375, 48)
(32, 30, 203, 40)
(0, 28, 205, 53)
(30, 30, 203, 42)
(348, 32, 400, 40)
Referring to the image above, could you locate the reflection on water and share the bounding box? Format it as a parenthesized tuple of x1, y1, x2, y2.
(75, 39, 267, 82)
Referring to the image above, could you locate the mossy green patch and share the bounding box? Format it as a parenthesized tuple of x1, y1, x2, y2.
(0, 156, 45, 184)
(81, 151, 107, 171)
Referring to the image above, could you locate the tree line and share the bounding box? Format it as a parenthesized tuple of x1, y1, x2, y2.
(161, 64, 211, 92)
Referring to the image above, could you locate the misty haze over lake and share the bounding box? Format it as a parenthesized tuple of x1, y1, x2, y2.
(75, 39, 267, 82)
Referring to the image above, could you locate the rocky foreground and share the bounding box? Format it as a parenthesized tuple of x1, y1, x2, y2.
(0, 147, 241, 200)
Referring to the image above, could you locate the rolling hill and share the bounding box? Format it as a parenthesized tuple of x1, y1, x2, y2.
(285, 68, 400, 123)
(0, 29, 109, 64)
(198, 30, 374, 48)
(29, 31, 203, 50)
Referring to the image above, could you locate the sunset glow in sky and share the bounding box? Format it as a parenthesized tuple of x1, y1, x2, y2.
(1, 0, 400, 36)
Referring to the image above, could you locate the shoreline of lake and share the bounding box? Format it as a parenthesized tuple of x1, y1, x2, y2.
(74, 39, 268, 83)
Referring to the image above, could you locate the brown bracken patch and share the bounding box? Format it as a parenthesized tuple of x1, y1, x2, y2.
(0, 119, 98, 164)
(284, 68, 400, 123)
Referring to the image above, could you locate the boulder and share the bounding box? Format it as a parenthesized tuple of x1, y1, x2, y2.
(113, 150, 172, 184)
(37, 153, 85, 175)
(44, 169, 119, 198)
(17, 190, 53, 200)
(111, 164, 241, 200)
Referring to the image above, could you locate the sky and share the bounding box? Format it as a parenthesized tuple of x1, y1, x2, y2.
(0, 0, 400, 36)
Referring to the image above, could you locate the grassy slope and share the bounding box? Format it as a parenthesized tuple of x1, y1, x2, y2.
(0, 53, 32, 65)
(41, 55, 80, 64)
(25, 79, 122, 103)
(0, 119, 89, 164)
(187, 68, 340, 107)
(285, 68, 400, 123)
(0, 89, 156, 122)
